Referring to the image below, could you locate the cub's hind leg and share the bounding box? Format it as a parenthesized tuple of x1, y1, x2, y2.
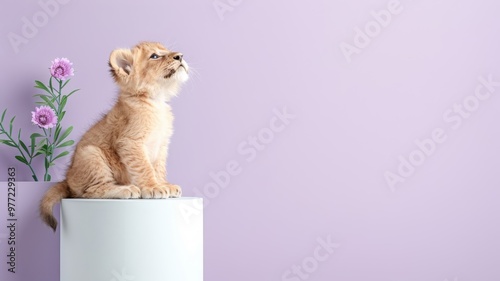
(67, 145, 141, 199)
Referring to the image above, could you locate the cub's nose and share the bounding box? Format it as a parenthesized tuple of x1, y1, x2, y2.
(172, 53, 183, 62)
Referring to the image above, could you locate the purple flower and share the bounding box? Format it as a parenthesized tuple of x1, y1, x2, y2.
(31, 106, 58, 129)
(50, 58, 74, 80)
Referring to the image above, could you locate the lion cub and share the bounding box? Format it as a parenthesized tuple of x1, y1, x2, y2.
(40, 42, 189, 231)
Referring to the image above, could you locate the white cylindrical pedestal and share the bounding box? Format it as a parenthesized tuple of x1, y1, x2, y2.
(60, 198, 203, 281)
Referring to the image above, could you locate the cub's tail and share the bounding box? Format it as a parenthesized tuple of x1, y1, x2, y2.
(40, 181, 70, 232)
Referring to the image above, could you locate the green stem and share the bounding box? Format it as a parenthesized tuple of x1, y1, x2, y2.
(41, 78, 64, 181)
(42, 128, 53, 181)
(38, 77, 69, 181)
(59, 79, 64, 119)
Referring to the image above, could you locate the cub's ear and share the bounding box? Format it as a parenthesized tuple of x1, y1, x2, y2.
(109, 48, 133, 80)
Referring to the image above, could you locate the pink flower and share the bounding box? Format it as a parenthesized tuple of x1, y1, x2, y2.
(31, 106, 58, 129)
(50, 58, 74, 80)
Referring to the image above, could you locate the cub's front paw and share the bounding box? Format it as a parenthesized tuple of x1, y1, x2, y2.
(157, 183, 182, 198)
(141, 186, 167, 199)
(116, 185, 141, 199)
(166, 183, 182, 198)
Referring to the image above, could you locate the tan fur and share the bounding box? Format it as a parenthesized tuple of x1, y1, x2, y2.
(40, 42, 189, 231)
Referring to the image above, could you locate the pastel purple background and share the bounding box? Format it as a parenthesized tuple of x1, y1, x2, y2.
(1, 0, 500, 280)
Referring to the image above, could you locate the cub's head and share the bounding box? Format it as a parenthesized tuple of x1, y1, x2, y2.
(108, 42, 189, 100)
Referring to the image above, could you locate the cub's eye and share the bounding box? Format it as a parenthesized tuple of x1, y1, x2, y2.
(150, 53, 160, 59)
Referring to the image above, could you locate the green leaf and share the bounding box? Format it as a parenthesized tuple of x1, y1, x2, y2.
(61, 79, 71, 89)
(60, 95, 68, 111)
(19, 140, 30, 157)
(38, 95, 56, 110)
(0, 139, 16, 147)
(60, 111, 66, 121)
(49, 76, 54, 93)
(35, 80, 48, 90)
(30, 133, 44, 139)
(9, 116, 15, 136)
(30, 133, 43, 156)
(54, 125, 62, 141)
(1, 109, 6, 123)
(35, 80, 51, 94)
(15, 155, 28, 165)
(56, 140, 74, 148)
(57, 126, 73, 144)
(30, 135, 37, 155)
(33, 94, 52, 99)
(52, 150, 70, 161)
(39, 144, 48, 154)
(36, 138, 47, 150)
(66, 89, 80, 98)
